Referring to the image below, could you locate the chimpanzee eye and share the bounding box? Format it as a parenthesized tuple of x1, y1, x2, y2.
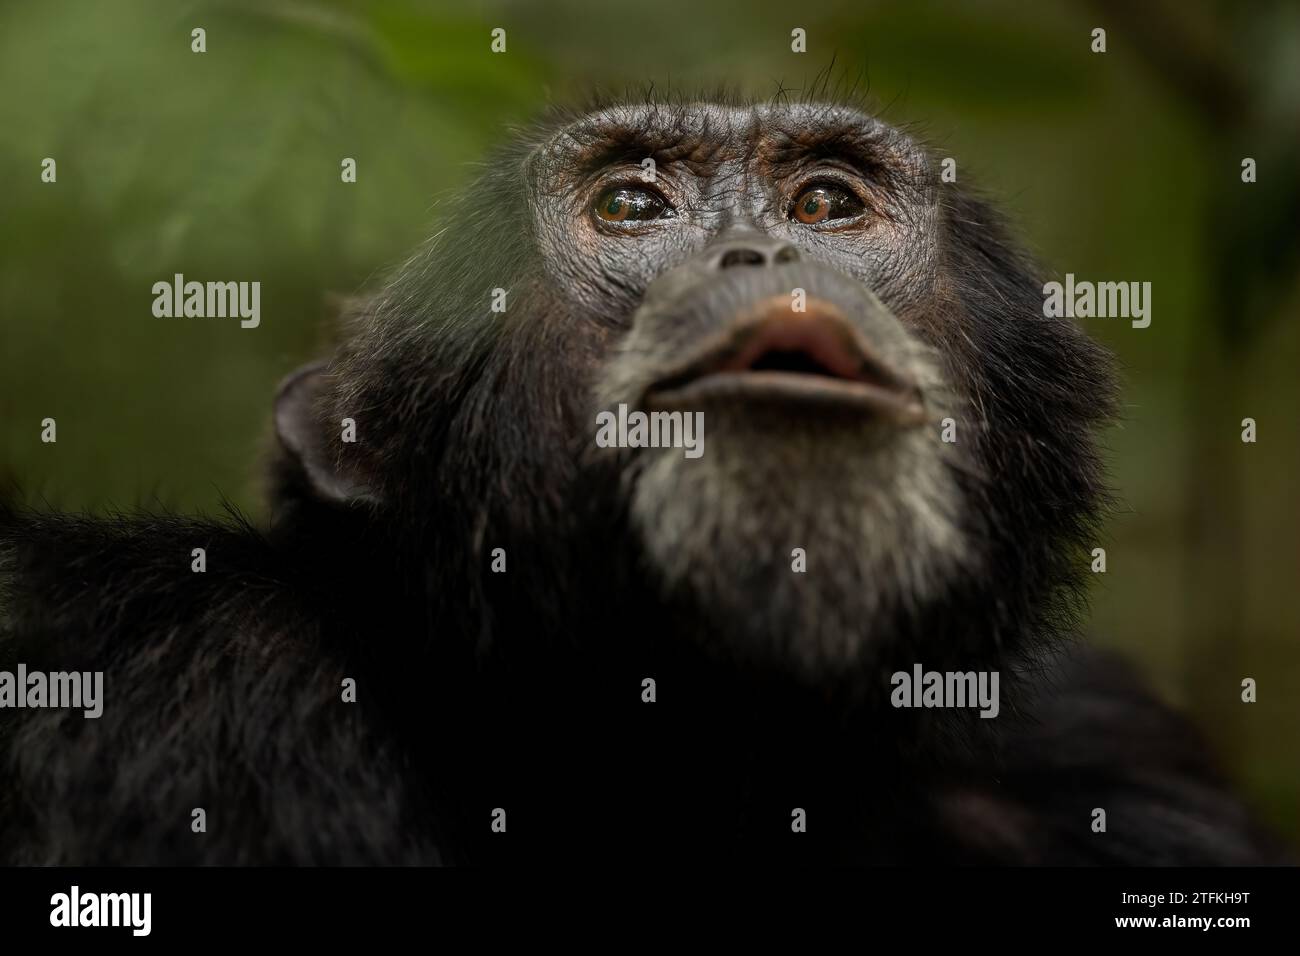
(594, 186, 675, 223)
(790, 184, 864, 225)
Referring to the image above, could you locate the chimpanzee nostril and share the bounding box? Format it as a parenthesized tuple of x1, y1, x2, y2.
(714, 237, 801, 270)
(719, 247, 766, 269)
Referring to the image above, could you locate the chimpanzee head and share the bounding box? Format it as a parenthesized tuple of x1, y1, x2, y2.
(274, 98, 1115, 686)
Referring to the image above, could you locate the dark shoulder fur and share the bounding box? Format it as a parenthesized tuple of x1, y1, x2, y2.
(0, 503, 442, 864)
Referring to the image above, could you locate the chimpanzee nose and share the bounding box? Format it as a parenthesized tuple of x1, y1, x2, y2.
(710, 234, 801, 270)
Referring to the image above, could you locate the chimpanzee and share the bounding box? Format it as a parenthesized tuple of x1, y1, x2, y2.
(0, 97, 1284, 865)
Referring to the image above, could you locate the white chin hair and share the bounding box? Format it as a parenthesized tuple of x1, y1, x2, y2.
(626, 414, 969, 675)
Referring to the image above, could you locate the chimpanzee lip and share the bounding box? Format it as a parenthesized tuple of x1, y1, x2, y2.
(644, 295, 926, 423)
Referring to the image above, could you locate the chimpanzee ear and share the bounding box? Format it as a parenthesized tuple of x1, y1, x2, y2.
(274, 362, 379, 505)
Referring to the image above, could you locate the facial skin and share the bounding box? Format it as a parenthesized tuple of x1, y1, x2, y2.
(530, 103, 941, 322)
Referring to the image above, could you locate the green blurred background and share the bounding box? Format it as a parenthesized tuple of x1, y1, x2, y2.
(1, 0, 1297, 840)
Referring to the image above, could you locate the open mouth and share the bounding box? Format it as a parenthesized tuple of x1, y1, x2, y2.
(645, 295, 926, 423)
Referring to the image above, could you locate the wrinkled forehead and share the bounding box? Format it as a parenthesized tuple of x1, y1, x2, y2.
(539, 102, 912, 172)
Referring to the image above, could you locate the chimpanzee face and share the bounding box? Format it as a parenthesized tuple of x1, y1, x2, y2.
(528, 104, 971, 675)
